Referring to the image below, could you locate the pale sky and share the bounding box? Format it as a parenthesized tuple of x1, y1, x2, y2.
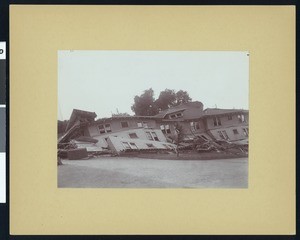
(58, 51, 249, 121)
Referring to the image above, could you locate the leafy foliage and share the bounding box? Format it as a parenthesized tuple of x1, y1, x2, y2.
(131, 88, 159, 116)
(175, 90, 192, 105)
(131, 88, 192, 116)
(155, 89, 177, 111)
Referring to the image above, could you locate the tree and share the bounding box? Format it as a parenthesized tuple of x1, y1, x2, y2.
(131, 88, 192, 116)
(155, 89, 192, 110)
(155, 89, 176, 111)
(131, 88, 159, 116)
(175, 90, 192, 105)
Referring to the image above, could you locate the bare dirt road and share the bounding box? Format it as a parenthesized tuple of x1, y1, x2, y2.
(58, 157, 248, 188)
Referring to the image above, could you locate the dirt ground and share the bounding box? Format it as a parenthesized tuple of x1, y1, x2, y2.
(58, 157, 248, 188)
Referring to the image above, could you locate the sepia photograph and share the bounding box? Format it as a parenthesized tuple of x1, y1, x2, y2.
(57, 50, 249, 188)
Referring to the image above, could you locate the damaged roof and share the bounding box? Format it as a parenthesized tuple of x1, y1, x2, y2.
(95, 115, 158, 123)
(154, 101, 204, 119)
(154, 107, 187, 119)
(65, 109, 97, 131)
(203, 108, 248, 116)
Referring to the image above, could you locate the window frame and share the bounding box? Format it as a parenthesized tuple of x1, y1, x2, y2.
(121, 121, 129, 128)
(243, 128, 249, 137)
(217, 130, 229, 140)
(129, 133, 138, 139)
(129, 142, 138, 149)
(146, 143, 155, 148)
(160, 124, 171, 134)
(213, 116, 222, 126)
(122, 142, 131, 149)
(145, 131, 154, 141)
(151, 132, 159, 141)
(98, 123, 112, 134)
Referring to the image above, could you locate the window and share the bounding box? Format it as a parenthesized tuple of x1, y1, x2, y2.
(191, 122, 200, 130)
(238, 114, 246, 123)
(121, 121, 129, 128)
(213, 117, 222, 126)
(200, 135, 208, 140)
(228, 114, 232, 120)
(190, 122, 195, 131)
(98, 124, 105, 134)
(151, 132, 159, 141)
(243, 128, 249, 137)
(233, 129, 239, 135)
(129, 133, 138, 139)
(98, 124, 112, 134)
(146, 132, 153, 141)
(129, 142, 138, 149)
(169, 112, 183, 119)
(160, 124, 171, 134)
(146, 143, 154, 148)
(105, 124, 112, 133)
(222, 130, 229, 139)
(122, 142, 138, 150)
(217, 130, 229, 140)
(122, 142, 131, 149)
(137, 122, 148, 128)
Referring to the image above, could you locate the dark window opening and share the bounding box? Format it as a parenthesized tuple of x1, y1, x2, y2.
(121, 121, 129, 128)
(129, 142, 138, 149)
(238, 114, 246, 123)
(200, 135, 208, 140)
(169, 112, 183, 119)
(129, 133, 138, 139)
(146, 143, 154, 148)
(151, 132, 159, 141)
(160, 125, 171, 134)
(98, 124, 112, 134)
(146, 132, 153, 141)
(243, 128, 249, 137)
(213, 117, 222, 126)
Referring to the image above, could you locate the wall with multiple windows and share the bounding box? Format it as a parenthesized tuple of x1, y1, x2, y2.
(206, 113, 248, 130)
(209, 126, 249, 141)
(90, 128, 168, 149)
(84, 112, 249, 146)
(106, 135, 176, 154)
(156, 119, 206, 138)
(87, 118, 157, 137)
(158, 123, 173, 135)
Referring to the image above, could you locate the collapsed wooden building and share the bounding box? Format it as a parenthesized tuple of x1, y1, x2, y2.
(58, 101, 249, 161)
